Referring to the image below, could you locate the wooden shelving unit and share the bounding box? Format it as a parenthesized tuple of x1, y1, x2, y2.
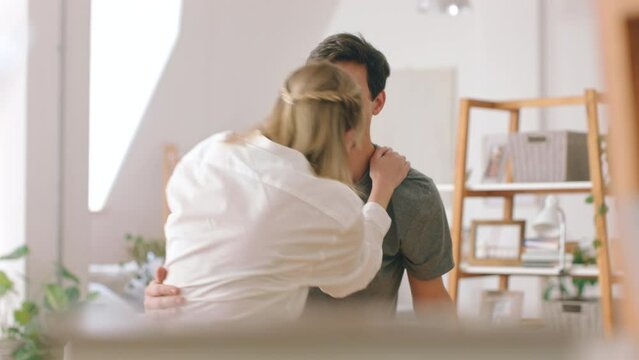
(446, 90, 616, 336)
(162, 144, 179, 223)
(460, 264, 599, 277)
(598, 0, 639, 341)
(464, 181, 593, 196)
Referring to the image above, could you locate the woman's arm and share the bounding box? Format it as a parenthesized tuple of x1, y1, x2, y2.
(316, 202, 390, 298)
(313, 147, 410, 298)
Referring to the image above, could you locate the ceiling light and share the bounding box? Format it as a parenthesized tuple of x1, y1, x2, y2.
(417, 0, 471, 16)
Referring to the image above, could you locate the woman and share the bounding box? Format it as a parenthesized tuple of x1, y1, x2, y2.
(163, 62, 409, 323)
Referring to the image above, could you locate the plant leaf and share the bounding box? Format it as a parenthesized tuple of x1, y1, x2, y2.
(12, 341, 43, 360)
(0, 270, 14, 296)
(593, 239, 602, 249)
(7, 326, 22, 339)
(14, 301, 39, 326)
(572, 278, 587, 298)
(585, 195, 594, 204)
(0, 245, 29, 260)
(543, 284, 554, 301)
(56, 263, 80, 284)
(44, 283, 69, 312)
(598, 203, 609, 216)
(573, 247, 585, 264)
(86, 291, 100, 302)
(65, 286, 80, 304)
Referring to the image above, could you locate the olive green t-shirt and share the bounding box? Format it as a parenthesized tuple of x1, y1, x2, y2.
(304, 168, 454, 318)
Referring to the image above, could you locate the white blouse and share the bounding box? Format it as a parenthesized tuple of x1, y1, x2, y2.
(163, 131, 391, 323)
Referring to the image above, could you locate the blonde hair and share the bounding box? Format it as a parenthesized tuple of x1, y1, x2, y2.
(260, 62, 364, 186)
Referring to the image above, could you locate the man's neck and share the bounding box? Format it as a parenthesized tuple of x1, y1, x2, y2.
(350, 141, 375, 182)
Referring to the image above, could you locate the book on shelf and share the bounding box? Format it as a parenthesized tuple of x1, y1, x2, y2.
(521, 247, 573, 268)
(524, 237, 559, 250)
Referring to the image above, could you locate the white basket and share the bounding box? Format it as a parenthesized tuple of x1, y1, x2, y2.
(508, 131, 590, 182)
(542, 298, 602, 336)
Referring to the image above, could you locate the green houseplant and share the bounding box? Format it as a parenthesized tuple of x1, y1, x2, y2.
(542, 242, 599, 301)
(0, 245, 96, 360)
(0, 245, 30, 359)
(124, 234, 165, 303)
(541, 149, 609, 336)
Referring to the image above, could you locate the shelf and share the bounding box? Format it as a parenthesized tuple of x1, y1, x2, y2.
(464, 181, 593, 196)
(436, 184, 454, 192)
(436, 182, 594, 194)
(448, 91, 616, 335)
(460, 263, 599, 277)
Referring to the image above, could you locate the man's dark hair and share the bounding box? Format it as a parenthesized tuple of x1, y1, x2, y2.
(308, 33, 390, 100)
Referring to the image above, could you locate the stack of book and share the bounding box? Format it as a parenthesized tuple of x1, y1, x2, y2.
(521, 238, 573, 267)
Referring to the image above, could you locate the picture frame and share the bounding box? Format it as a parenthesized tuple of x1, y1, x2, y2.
(481, 133, 509, 183)
(468, 220, 525, 266)
(479, 290, 524, 325)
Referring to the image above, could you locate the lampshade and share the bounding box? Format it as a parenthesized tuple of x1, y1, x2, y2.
(532, 196, 562, 235)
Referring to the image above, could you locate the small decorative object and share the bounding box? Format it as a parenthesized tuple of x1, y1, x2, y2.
(468, 220, 525, 266)
(481, 134, 509, 183)
(479, 290, 524, 325)
(531, 196, 567, 271)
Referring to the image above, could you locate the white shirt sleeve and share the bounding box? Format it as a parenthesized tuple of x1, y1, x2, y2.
(309, 202, 391, 298)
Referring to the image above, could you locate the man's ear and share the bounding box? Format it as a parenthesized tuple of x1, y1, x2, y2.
(372, 90, 386, 116)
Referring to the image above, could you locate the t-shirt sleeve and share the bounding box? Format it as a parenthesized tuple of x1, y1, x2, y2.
(400, 177, 454, 280)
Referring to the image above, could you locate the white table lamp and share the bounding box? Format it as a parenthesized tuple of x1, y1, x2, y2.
(532, 195, 567, 273)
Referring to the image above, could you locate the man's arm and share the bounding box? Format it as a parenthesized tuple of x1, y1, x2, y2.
(144, 267, 185, 313)
(407, 274, 457, 321)
(395, 172, 455, 320)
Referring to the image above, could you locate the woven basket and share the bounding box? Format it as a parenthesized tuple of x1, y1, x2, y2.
(508, 131, 590, 182)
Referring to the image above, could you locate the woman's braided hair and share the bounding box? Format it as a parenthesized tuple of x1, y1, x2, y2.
(281, 89, 353, 105)
(261, 62, 364, 186)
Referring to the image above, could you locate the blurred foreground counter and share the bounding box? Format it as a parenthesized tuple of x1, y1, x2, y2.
(57, 308, 638, 360)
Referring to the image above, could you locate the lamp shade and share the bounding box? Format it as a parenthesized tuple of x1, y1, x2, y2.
(533, 196, 561, 235)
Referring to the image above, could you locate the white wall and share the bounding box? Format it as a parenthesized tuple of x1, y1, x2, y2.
(61, 0, 92, 290)
(24, 0, 63, 294)
(20, 0, 91, 294)
(541, 0, 607, 245)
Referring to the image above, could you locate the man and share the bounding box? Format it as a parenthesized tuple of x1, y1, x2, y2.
(145, 33, 455, 320)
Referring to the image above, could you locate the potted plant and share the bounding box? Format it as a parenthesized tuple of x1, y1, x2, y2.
(0, 245, 29, 360)
(123, 234, 165, 303)
(542, 241, 602, 336)
(1, 244, 97, 360)
(542, 136, 610, 336)
(542, 186, 607, 336)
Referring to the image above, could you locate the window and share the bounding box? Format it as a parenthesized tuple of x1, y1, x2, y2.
(89, 0, 182, 212)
